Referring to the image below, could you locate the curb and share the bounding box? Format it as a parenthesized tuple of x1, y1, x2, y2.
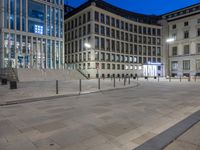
(0, 82, 140, 106)
(133, 109, 200, 150)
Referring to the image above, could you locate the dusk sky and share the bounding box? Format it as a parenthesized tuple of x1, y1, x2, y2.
(65, 0, 200, 15)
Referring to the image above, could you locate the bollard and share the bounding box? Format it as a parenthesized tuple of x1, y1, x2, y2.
(114, 76, 116, 88)
(119, 77, 120, 82)
(180, 76, 181, 82)
(137, 76, 138, 81)
(98, 78, 100, 90)
(124, 77, 126, 86)
(79, 79, 82, 93)
(188, 76, 190, 82)
(10, 81, 17, 89)
(128, 76, 130, 85)
(158, 76, 159, 82)
(1, 79, 7, 85)
(56, 80, 58, 94)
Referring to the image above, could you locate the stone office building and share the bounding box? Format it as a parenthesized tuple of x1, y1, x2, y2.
(0, 0, 64, 70)
(162, 3, 200, 77)
(64, 0, 164, 78)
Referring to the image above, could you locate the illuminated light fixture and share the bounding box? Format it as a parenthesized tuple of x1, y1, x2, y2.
(147, 61, 162, 65)
(84, 43, 91, 48)
(166, 38, 175, 43)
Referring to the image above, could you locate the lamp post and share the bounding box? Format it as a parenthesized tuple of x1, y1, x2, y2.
(84, 43, 99, 78)
(166, 38, 175, 77)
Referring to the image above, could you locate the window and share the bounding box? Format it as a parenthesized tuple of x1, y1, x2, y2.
(184, 21, 189, 26)
(102, 63, 105, 69)
(101, 38, 105, 50)
(183, 60, 190, 70)
(101, 26, 105, 35)
(171, 61, 178, 71)
(106, 27, 110, 37)
(101, 52, 105, 61)
(87, 12, 91, 22)
(112, 64, 115, 69)
(95, 36, 99, 49)
(87, 24, 91, 34)
(115, 19, 119, 28)
(95, 24, 99, 34)
(106, 39, 110, 51)
(197, 43, 200, 54)
(172, 33, 177, 40)
(101, 13, 105, 23)
(196, 59, 200, 70)
(112, 40, 115, 52)
(184, 31, 189, 39)
(172, 46, 177, 56)
(183, 45, 189, 55)
(95, 11, 99, 21)
(111, 17, 115, 26)
(198, 19, 200, 24)
(172, 24, 176, 29)
(106, 16, 110, 25)
(197, 28, 200, 36)
(107, 64, 110, 69)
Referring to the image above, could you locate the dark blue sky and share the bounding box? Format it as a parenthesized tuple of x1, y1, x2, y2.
(65, 0, 200, 15)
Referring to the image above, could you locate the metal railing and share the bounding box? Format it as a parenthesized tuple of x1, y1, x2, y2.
(77, 69, 89, 79)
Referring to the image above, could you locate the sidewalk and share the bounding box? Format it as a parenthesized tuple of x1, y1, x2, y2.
(0, 78, 138, 105)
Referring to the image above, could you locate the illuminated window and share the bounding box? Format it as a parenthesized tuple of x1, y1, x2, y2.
(34, 25, 43, 34)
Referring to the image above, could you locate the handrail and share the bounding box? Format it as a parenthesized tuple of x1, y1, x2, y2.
(77, 69, 89, 79)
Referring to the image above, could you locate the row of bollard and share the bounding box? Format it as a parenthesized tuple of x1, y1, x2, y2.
(1, 78, 17, 89)
(52, 76, 200, 95)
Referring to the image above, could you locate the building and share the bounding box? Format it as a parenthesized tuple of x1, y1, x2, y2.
(162, 3, 200, 77)
(64, 4, 74, 16)
(0, 0, 64, 70)
(64, 0, 164, 79)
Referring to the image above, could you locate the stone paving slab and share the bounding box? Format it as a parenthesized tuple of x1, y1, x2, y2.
(0, 82, 200, 150)
(0, 79, 138, 105)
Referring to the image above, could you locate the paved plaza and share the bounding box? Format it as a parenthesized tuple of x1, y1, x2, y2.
(0, 81, 200, 150)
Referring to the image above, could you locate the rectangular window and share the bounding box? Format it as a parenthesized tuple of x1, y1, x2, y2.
(106, 39, 110, 51)
(95, 11, 99, 22)
(101, 13, 105, 23)
(95, 36, 99, 49)
(172, 24, 176, 29)
(172, 46, 177, 56)
(171, 61, 178, 71)
(101, 38, 105, 50)
(101, 26, 105, 35)
(95, 24, 99, 34)
(196, 59, 200, 70)
(106, 16, 110, 25)
(184, 31, 189, 39)
(197, 44, 200, 54)
(183, 60, 190, 70)
(197, 28, 200, 36)
(183, 45, 189, 55)
(184, 21, 189, 26)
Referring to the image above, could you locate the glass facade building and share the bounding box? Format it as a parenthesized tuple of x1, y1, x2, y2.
(0, 0, 64, 69)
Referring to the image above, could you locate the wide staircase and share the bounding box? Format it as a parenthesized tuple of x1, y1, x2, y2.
(0, 68, 89, 82)
(0, 68, 18, 81)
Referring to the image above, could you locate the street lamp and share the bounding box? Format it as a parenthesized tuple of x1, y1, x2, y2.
(166, 38, 175, 43)
(166, 37, 175, 77)
(84, 43, 99, 78)
(84, 43, 91, 49)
